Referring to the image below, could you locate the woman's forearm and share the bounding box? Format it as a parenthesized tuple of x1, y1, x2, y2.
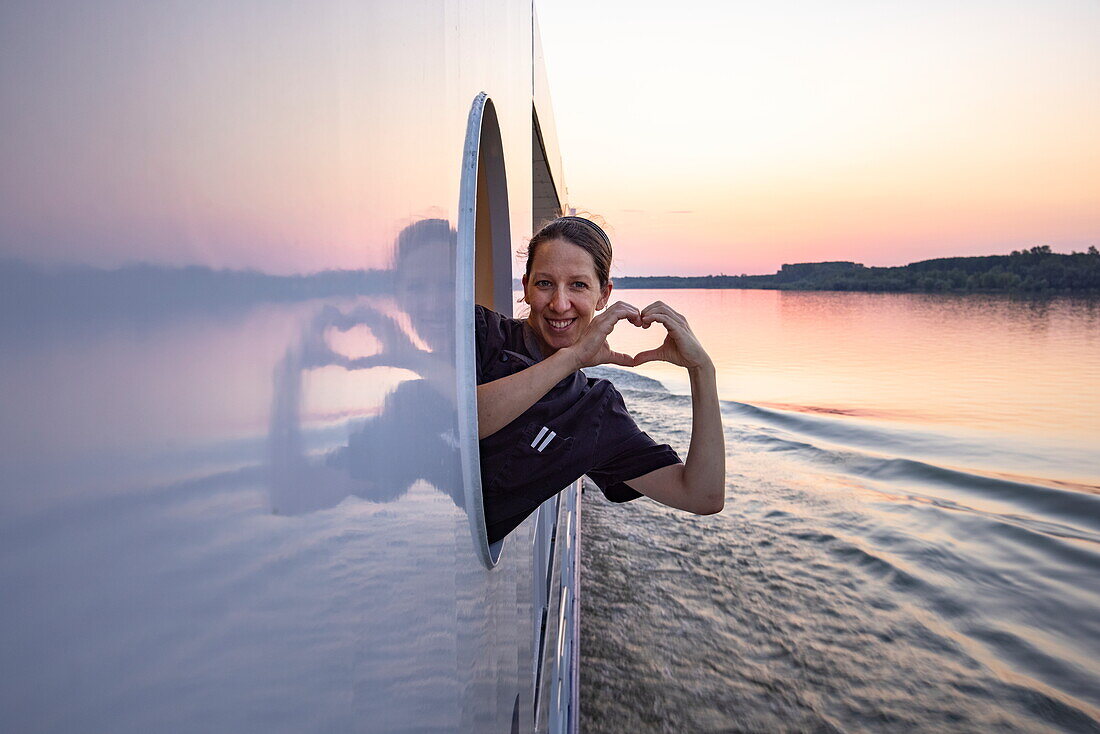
(622, 360, 725, 514)
(476, 348, 580, 439)
(682, 362, 726, 512)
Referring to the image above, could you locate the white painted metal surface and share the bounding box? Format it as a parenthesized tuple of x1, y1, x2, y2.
(0, 2, 576, 731)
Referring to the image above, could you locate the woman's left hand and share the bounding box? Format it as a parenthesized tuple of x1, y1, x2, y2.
(633, 301, 713, 371)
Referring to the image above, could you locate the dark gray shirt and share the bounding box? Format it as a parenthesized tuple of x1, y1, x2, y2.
(476, 305, 682, 542)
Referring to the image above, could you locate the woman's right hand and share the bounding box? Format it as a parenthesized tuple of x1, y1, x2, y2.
(566, 301, 643, 370)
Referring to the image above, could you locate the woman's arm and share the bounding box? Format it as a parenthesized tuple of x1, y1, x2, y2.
(621, 301, 726, 514)
(476, 349, 579, 439)
(624, 363, 725, 514)
(476, 301, 642, 440)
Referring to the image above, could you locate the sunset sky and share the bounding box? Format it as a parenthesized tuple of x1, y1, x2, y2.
(1, 2, 1096, 277)
(537, 0, 1100, 276)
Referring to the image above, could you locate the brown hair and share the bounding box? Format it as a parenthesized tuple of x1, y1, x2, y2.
(524, 216, 613, 287)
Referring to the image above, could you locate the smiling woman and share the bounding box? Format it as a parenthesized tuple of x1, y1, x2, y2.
(523, 217, 614, 354)
(475, 216, 727, 543)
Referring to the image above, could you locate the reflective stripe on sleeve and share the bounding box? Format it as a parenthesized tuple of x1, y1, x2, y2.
(531, 426, 549, 448)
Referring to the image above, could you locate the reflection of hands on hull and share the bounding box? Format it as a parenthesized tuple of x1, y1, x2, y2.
(335, 304, 441, 377)
(295, 303, 425, 373)
(267, 305, 461, 517)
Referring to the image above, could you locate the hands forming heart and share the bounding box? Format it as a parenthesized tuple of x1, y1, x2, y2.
(295, 303, 439, 376)
(570, 300, 713, 372)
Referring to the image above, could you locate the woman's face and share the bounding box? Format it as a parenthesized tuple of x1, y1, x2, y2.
(522, 237, 612, 355)
(397, 239, 453, 353)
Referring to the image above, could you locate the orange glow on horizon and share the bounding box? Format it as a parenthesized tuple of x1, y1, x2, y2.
(538, 0, 1100, 276)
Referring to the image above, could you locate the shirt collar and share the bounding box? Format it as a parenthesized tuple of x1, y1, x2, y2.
(521, 319, 547, 362)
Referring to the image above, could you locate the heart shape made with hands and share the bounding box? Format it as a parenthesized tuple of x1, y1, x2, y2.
(606, 315, 675, 367)
(324, 323, 383, 361)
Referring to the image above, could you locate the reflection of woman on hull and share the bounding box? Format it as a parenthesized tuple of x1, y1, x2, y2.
(477, 216, 725, 543)
(268, 219, 462, 515)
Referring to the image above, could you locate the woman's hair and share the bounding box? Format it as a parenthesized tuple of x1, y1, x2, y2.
(394, 217, 454, 269)
(525, 216, 613, 287)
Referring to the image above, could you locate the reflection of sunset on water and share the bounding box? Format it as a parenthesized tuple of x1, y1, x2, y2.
(595, 289, 1100, 442)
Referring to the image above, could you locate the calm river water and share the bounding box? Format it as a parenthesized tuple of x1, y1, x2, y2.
(576, 289, 1100, 733)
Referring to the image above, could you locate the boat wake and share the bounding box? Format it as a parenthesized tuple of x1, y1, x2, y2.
(580, 366, 1100, 733)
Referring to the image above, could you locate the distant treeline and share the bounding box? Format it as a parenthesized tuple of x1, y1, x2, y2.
(612, 246, 1100, 294)
(0, 260, 389, 310)
(0, 259, 391, 339)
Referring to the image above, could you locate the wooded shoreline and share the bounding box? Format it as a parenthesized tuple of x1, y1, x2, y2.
(609, 247, 1100, 295)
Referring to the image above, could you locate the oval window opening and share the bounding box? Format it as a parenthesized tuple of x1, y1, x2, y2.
(456, 93, 511, 567)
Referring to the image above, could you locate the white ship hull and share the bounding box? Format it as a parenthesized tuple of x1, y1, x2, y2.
(0, 2, 576, 731)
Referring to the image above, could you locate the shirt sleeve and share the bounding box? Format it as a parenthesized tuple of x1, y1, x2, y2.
(474, 305, 506, 385)
(585, 383, 682, 503)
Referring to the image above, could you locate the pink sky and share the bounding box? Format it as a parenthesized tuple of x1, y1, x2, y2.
(2, 2, 1096, 277)
(537, 0, 1100, 276)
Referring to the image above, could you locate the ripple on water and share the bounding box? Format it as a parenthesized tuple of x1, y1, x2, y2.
(579, 374, 1100, 733)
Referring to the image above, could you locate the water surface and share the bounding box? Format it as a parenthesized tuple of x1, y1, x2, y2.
(578, 290, 1100, 733)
